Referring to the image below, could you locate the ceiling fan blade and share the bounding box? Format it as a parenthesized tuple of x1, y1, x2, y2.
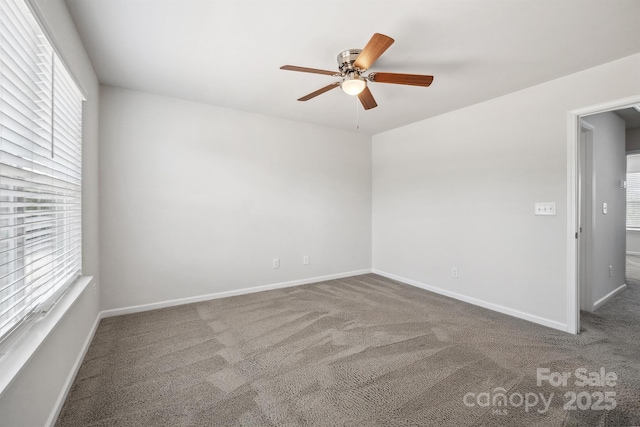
(281, 65, 339, 76)
(353, 33, 394, 71)
(298, 82, 341, 101)
(369, 72, 434, 87)
(357, 86, 377, 110)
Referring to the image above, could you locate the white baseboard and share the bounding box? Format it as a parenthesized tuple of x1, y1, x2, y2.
(101, 269, 372, 318)
(46, 311, 102, 427)
(592, 284, 627, 311)
(372, 269, 567, 332)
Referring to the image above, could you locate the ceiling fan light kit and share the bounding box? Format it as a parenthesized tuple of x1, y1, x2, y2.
(281, 33, 434, 110)
(341, 71, 366, 95)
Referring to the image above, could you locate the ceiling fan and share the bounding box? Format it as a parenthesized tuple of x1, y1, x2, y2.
(280, 33, 434, 111)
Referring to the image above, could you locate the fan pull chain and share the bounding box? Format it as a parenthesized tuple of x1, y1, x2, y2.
(355, 96, 359, 130)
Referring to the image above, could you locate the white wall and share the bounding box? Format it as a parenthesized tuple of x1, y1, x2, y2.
(99, 86, 371, 311)
(627, 231, 640, 253)
(372, 53, 640, 329)
(0, 0, 100, 425)
(0, 284, 98, 426)
(581, 112, 626, 310)
(627, 153, 640, 171)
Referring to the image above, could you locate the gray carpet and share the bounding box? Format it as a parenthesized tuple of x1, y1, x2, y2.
(55, 274, 640, 426)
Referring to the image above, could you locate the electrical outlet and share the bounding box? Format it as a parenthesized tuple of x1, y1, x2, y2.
(452, 267, 458, 278)
(303, 256, 309, 265)
(609, 265, 613, 277)
(273, 258, 280, 269)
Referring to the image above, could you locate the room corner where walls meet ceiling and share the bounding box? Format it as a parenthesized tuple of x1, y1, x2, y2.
(63, 0, 640, 135)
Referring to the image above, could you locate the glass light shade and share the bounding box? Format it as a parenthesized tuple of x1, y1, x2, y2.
(341, 74, 366, 95)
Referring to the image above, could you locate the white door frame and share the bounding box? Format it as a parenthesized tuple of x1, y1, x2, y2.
(578, 120, 594, 316)
(566, 94, 640, 334)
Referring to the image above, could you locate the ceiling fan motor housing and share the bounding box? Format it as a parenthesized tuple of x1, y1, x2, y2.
(337, 49, 363, 73)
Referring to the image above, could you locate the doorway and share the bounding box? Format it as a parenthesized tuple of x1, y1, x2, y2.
(568, 95, 640, 334)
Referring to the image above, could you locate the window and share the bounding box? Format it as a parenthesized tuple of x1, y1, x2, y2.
(1, 0, 84, 341)
(627, 169, 640, 230)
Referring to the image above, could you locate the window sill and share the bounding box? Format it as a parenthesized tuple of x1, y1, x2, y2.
(0, 275, 94, 398)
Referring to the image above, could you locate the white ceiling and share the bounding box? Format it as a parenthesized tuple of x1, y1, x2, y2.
(64, 0, 640, 135)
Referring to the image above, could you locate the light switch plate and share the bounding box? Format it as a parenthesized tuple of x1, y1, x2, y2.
(535, 202, 556, 216)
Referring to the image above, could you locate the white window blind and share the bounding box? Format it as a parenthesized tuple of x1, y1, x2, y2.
(627, 172, 640, 230)
(0, 0, 83, 342)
